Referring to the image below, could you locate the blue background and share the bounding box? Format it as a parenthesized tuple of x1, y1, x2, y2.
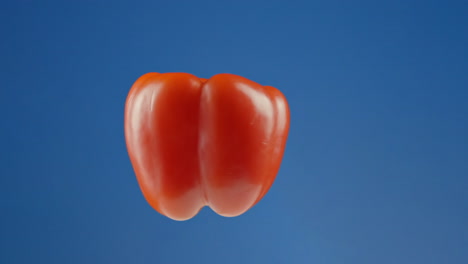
(1, 0, 467, 263)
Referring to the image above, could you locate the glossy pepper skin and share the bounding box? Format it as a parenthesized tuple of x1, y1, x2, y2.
(124, 72, 290, 220)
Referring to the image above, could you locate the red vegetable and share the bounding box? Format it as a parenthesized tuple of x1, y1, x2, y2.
(125, 73, 290, 220)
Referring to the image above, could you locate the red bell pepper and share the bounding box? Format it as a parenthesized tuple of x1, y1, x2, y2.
(125, 73, 290, 220)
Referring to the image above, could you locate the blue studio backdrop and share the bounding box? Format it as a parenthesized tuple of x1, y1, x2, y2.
(1, 1, 467, 263)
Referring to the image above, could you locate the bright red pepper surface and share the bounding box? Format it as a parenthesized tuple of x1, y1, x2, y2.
(125, 73, 290, 220)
